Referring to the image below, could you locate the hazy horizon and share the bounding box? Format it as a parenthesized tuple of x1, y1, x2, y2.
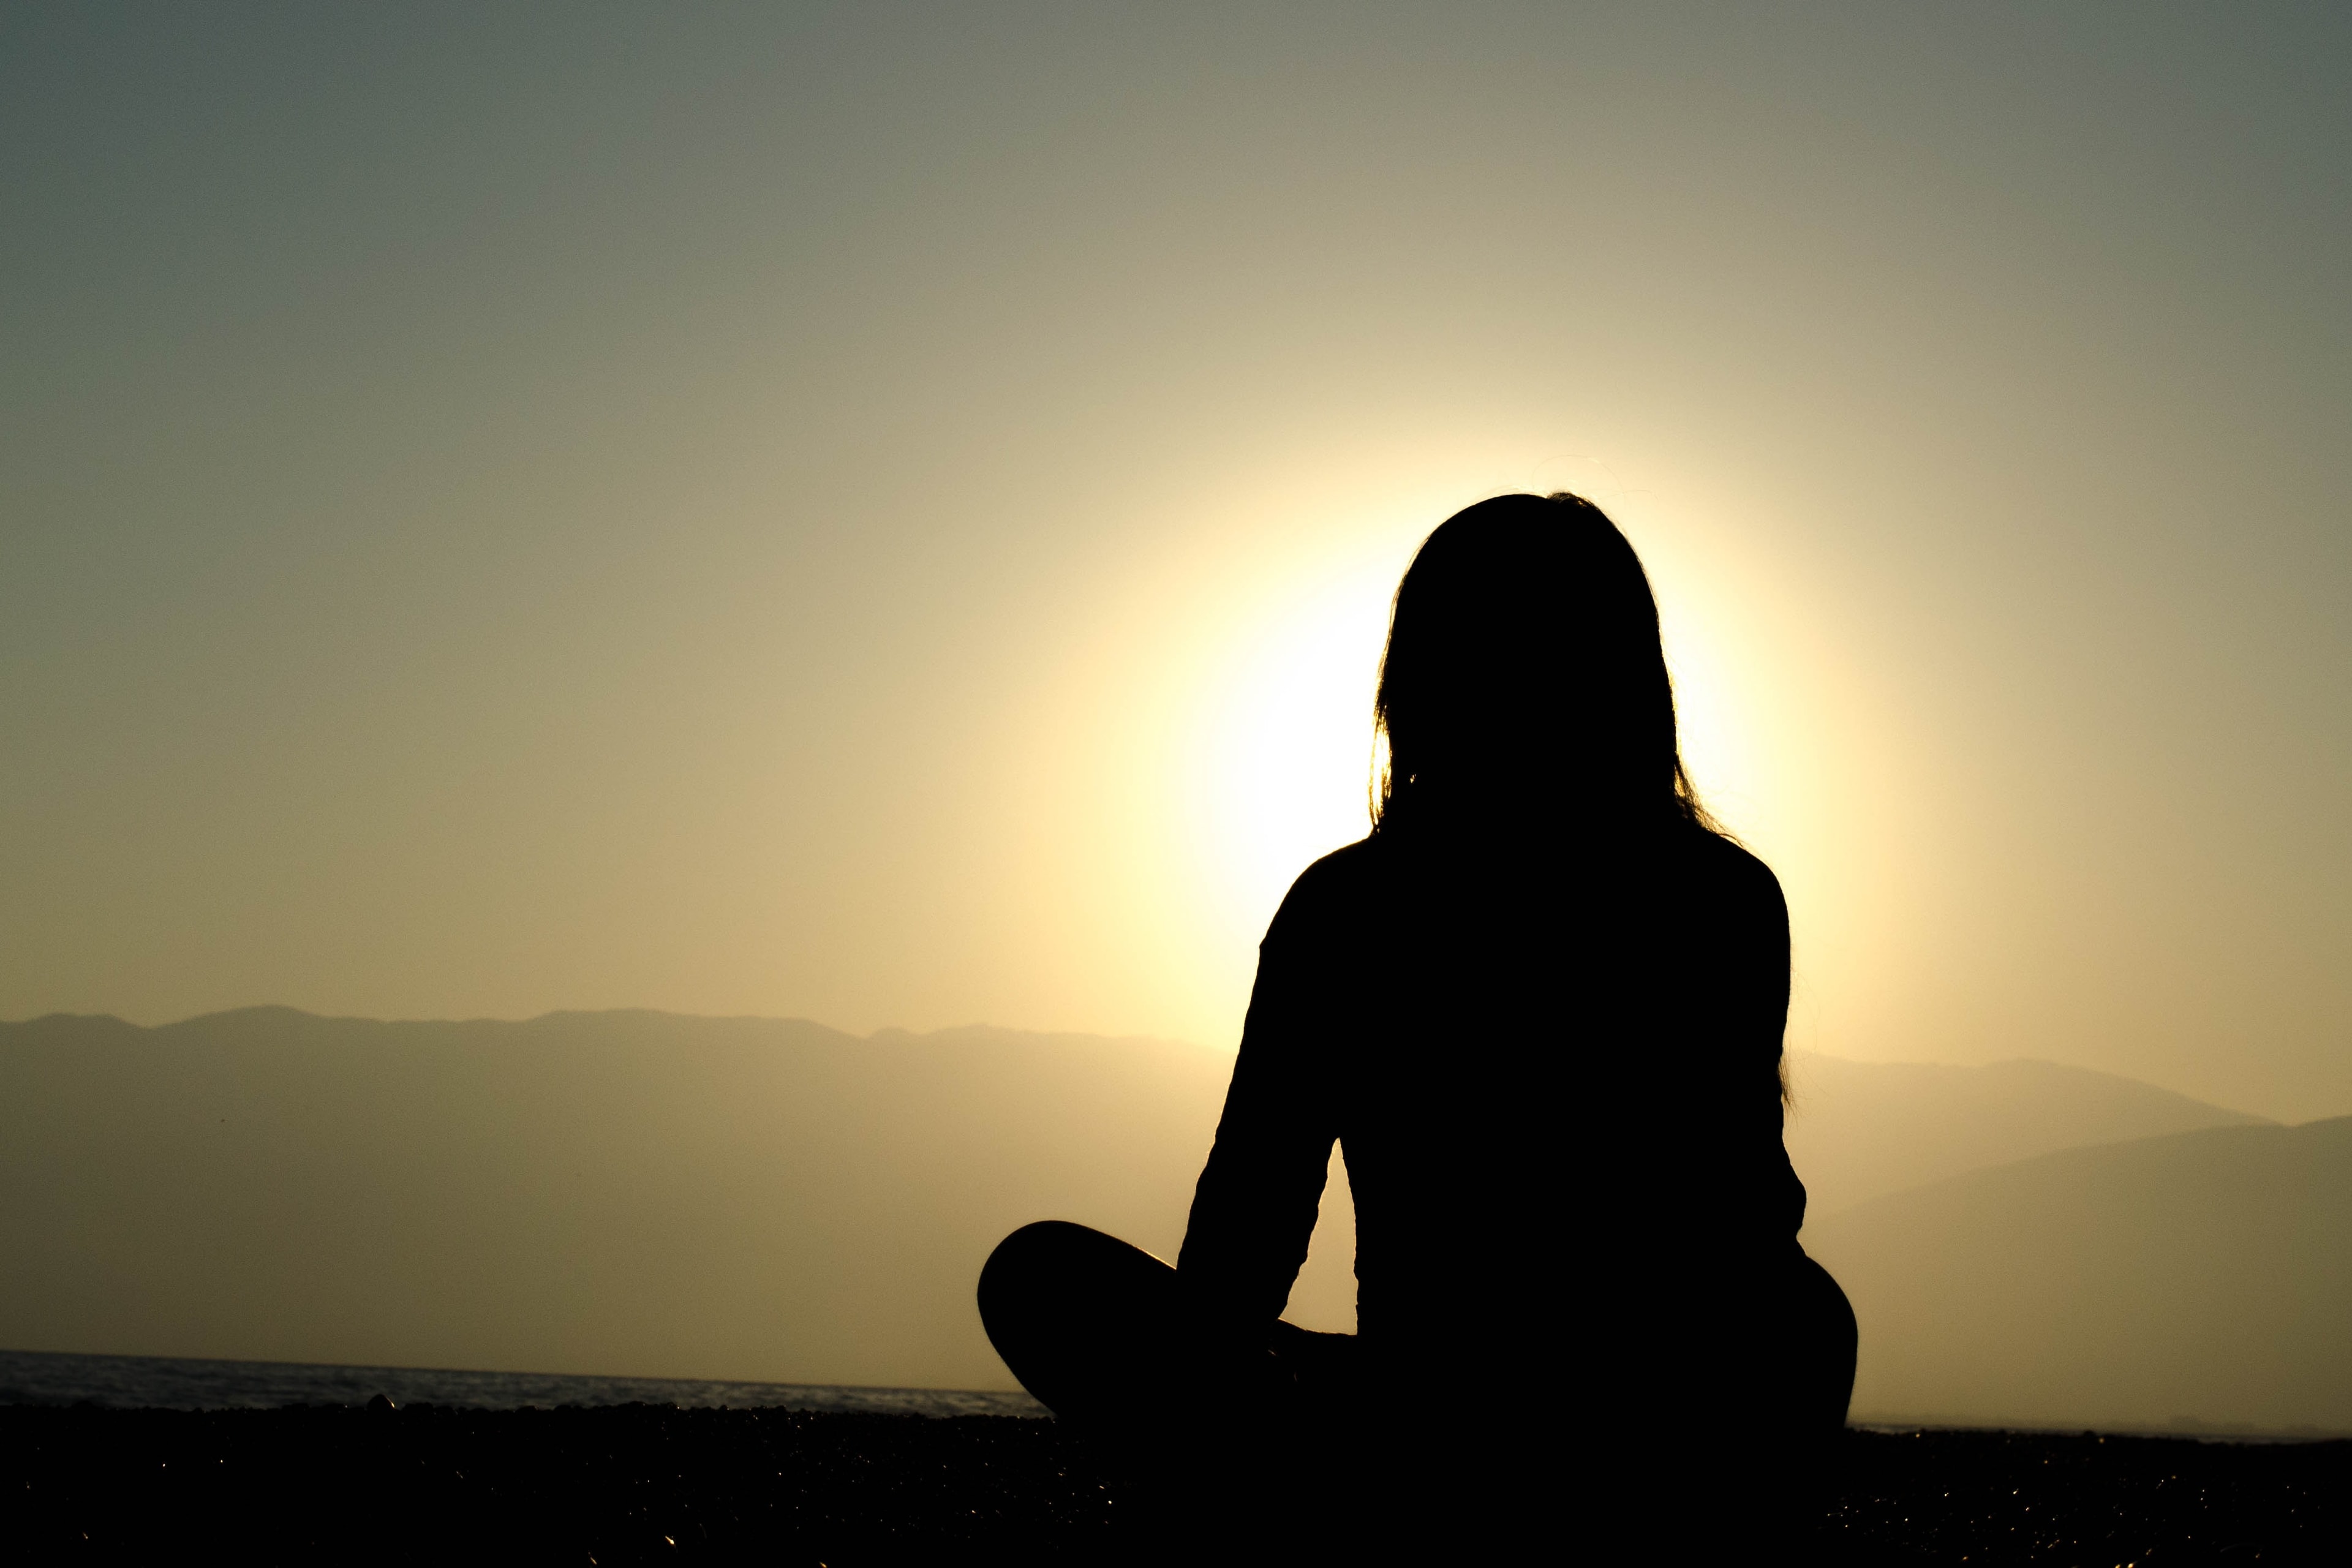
(7, 5, 2350, 1126)
(2, 998, 2301, 1128)
(11, 1007, 2340, 1428)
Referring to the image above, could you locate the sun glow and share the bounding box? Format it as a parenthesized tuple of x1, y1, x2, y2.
(1167, 511, 1780, 956)
(1660, 614, 1769, 842)
(1181, 557, 1401, 948)
(1087, 472, 1803, 1055)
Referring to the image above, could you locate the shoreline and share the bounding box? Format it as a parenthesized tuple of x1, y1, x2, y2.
(0, 1345, 1042, 1419)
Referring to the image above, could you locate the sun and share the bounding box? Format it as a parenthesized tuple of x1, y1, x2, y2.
(1182, 557, 1401, 944)
(1174, 530, 1772, 936)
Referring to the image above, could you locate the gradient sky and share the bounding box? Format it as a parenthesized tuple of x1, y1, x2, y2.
(5, 3, 2347, 1121)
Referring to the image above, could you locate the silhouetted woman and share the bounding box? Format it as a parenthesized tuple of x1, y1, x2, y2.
(979, 494, 1856, 1556)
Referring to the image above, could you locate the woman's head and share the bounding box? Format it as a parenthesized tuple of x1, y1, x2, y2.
(1371, 492, 1710, 832)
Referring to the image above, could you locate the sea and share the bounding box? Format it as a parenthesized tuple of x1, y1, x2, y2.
(0, 1347, 1047, 1419)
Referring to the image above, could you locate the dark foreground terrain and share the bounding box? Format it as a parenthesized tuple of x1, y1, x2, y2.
(2, 1403, 2345, 1563)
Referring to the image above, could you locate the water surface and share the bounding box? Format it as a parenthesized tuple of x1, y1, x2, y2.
(0, 1348, 1046, 1417)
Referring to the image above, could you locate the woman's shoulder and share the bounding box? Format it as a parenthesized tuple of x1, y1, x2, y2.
(1263, 824, 1785, 937)
(1684, 826, 1780, 886)
(1300, 834, 1385, 884)
(1678, 827, 1788, 930)
(1262, 836, 1385, 945)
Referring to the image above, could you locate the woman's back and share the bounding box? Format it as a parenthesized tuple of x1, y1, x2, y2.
(1179, 816, 1805, 1376)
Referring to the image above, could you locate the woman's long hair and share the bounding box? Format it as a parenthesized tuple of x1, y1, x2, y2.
(1370, 491, 1717, 835)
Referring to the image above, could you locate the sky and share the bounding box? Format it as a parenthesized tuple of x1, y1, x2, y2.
(4, 2, 2348, 1121)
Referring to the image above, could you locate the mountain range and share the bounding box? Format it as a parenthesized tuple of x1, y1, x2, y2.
(2, 1008, 2341, 1428)
(1805, 1116, 2352, 1432)
(1783, 1051, 2272, 1216)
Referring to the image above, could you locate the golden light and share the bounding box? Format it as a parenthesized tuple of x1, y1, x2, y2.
(1178, 552, 1403, 948)
(1657, 597, 1771, 845)
(1163, 504, 1780, 951)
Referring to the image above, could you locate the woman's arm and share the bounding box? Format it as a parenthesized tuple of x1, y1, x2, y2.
(1725, 843, 1807, 1243)
(1175, 874, 1345, 1329)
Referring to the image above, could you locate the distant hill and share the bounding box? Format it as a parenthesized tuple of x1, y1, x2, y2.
(1803, 1117, 2352, 1432)
(4, 1009, 2337, 1428)
(0, 1009, 1286, 1389)
(1786, 1053, 2269, 1219)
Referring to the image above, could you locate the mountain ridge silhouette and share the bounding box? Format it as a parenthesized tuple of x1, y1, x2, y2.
(1787, 1050, 2272, 1217)
(1804, 1115, 2352, 1431)
(3, 1008, 2338, 1426)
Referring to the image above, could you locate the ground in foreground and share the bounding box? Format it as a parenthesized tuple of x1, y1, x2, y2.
(2, 1404, 2344, 1562)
